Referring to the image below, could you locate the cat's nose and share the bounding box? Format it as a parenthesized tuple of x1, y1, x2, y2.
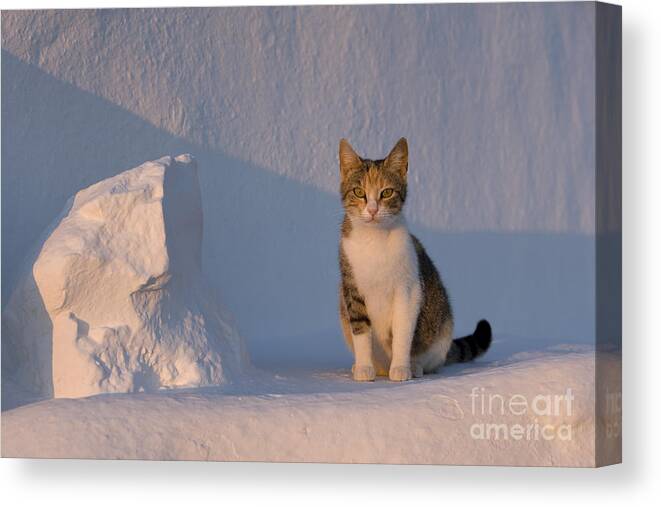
(366, 201, 378, 217)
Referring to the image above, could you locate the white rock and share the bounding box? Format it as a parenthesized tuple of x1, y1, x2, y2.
(2, 154, 249, 399)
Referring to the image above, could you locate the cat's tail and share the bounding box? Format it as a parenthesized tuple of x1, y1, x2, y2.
(445, 319, 492, 364)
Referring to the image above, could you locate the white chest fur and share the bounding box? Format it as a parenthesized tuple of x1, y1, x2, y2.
(341, 221, 421, 355)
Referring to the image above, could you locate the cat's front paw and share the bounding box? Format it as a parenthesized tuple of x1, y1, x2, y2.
(389, 365, 412, 382)
(352, 364, 376, 382)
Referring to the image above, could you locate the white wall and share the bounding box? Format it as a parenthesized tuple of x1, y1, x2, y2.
(2, 4, 596, 367)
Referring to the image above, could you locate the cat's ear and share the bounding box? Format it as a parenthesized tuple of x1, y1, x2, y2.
(339, 138, 362, 177)
(385, 137, 408, 177)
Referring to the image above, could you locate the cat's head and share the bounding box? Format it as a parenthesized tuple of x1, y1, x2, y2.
(339, 138, 408, 227)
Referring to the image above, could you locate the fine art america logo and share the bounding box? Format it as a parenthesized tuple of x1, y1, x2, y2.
(469, 387, 575, 441)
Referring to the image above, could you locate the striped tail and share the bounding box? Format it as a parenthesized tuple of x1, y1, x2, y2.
(446, 319, 492, 364)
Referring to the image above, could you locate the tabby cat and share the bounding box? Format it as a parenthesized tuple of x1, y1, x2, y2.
(338, 137, 491, 381)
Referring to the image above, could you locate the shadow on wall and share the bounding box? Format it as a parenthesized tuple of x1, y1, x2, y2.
(1, 274, 52, 410)
(2, 52, 595, 378)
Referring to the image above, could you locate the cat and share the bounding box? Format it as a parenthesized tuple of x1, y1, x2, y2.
(338, 137, 492, 381)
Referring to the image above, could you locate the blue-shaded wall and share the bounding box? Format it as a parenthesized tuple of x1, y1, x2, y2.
(2, 4, 596, 367)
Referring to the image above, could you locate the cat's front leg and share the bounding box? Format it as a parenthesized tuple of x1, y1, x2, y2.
(346, 297, 376, 382)
(389, 283, 422, 381)
(351, 331, 376, 381)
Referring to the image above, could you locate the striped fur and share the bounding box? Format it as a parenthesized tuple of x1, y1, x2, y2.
(445, 320, 493, 364)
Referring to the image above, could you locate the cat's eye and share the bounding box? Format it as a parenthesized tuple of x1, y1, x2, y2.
(381, 188, 394, 199)
(353, 187, 366, 198)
